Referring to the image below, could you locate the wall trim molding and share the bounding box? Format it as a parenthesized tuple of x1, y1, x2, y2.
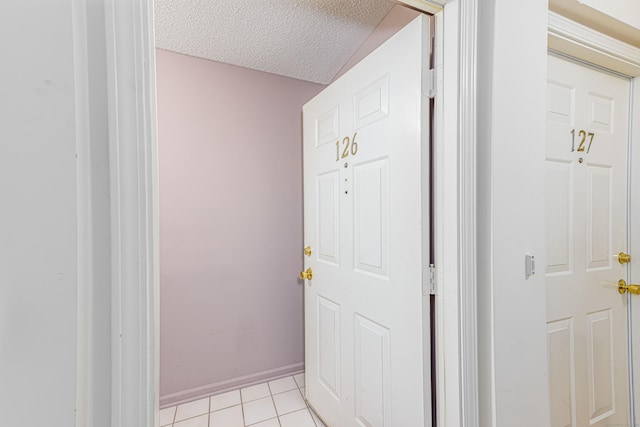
(160, 363, 305, 408)
(456, 0, 479, 426)
(104, 0, 159, 425)
(72, 0, 91, 424)
(630, 76, 640, 427)
(74, 0, 114, 425)
(548, 11, 640, 77)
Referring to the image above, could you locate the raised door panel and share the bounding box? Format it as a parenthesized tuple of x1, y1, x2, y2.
(316, 106, 340, 147)
(317, 296, 341, 401)
(585, 165, 612, 271)
(353, 76, 389, 131)
(547, 318, 577, 427)
(354, 314, 391, 427)
(317, 171, 341, 265)
(586, 309, 616, 424)
(546, 160, 574, 276)
(354, 159, 389, 278)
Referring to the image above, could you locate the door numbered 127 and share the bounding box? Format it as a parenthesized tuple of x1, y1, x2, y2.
(571, 129, 595, 153)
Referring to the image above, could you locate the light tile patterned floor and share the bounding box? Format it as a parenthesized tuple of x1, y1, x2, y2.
(160, 372, 326, 427)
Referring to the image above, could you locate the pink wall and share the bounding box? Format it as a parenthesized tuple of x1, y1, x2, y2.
(157, 49, 324, 404)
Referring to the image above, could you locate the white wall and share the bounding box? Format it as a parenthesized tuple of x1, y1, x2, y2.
(0, 2, 79, 425)
(0, 1, 159, 424)
(477, 1, 551, 425)
(0, 2, 113, 425)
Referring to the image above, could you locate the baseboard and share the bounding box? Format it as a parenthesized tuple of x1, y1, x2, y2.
(159, 362, 305, 408)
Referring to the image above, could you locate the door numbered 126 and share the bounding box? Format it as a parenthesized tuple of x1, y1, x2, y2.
(336, 132, 359, 161)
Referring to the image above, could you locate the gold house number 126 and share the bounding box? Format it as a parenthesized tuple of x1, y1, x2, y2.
(336, 132, 359, 161)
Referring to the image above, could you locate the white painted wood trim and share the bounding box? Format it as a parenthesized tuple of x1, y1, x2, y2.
(72, 0, 91, 424)
(631, 75, 640, 427)
(434, 1, 479, 426)
(548, 11, 640, 77)
(395, 6, 471, 427)
(74, 1, 114, 425)
(104, 0, 159, 425)
(432, 10, 451, 427)
(436, 6, 461, 427)
(456, 0, 479, 426)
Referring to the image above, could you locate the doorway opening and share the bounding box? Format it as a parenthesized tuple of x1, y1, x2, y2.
(153, 4, 434, 427)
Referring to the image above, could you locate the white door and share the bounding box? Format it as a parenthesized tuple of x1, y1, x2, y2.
(302, 15, 431, 427)
(545, 54, 631, 427)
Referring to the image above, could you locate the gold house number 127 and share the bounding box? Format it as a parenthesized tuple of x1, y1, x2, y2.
(571, 129, 595, 153)
(336, 132, 359, 161)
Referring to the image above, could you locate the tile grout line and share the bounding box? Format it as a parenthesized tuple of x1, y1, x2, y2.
(296, 374, 323, 427)
(239, 390, 247, 427)
(267, 380, 279, 424)
(271, 379, 282, 427)
(294, 376, 312, 427)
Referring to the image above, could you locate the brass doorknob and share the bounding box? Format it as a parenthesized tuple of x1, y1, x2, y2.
(304, 246, 312, 257)
(618, 279, 640, 295)
(300, 268, 313, 280)
(618, 252, 632, 264)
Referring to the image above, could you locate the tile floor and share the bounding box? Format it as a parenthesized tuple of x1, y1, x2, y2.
(159, 372, 326, 427)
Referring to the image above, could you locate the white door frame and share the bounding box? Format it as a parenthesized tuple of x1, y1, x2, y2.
(103, 0, 480, 426)
(430, 2, 480, 426)
(632, 75, 640, 424)
(103, 0, 159, 425)
(547, 10, 640, 425)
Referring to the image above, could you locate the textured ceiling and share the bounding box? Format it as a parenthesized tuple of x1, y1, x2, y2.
(154, 0, 394, 84)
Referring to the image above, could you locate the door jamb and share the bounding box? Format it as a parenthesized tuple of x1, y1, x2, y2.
(398, 0, 480, 425)
(631, 76, 640, 426)
(395, 1, 480, 426)
(433, 1, 480, 426)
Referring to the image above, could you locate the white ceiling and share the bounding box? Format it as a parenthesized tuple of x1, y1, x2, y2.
(154, 0, 395, 84)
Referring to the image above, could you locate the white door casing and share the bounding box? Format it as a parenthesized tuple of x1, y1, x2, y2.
(95, 0, 484, 425)
(546, 54, 631, 427)
(302, 15, 431, 427)
(97, 0, 483, 425)
(632, 75, 640, 426)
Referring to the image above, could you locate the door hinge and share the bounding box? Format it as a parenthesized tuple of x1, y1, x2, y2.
(423, 264, 437, 296)
(423, 68, 437, 99)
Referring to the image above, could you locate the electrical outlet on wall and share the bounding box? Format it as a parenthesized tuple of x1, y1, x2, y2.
(525, 254, 535, 279)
